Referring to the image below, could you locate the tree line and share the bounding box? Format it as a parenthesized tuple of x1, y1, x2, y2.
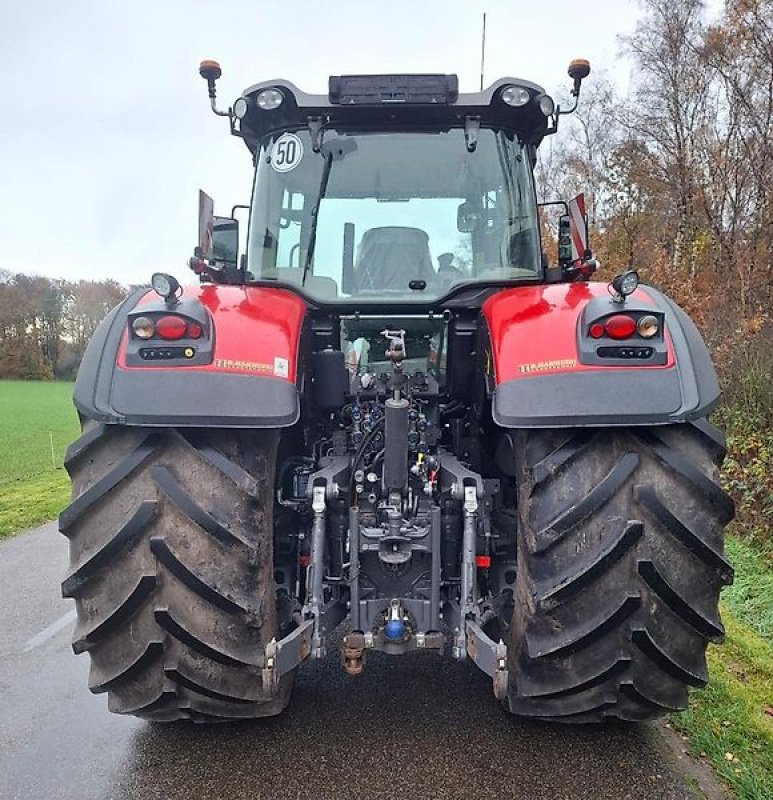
(539, 0, 771, 417)
(0, 270, 127, 380)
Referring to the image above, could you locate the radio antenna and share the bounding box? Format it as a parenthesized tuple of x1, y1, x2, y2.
(479, 12, 487, 91)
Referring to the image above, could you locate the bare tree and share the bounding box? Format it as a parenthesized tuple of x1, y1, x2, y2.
(622, 0, 710, 274)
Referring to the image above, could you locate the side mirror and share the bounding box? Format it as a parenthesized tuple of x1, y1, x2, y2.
(211, 216, 239, 267)
(558, 214, 573, 264)
(539, 196, 596, 283)
(191, 190, 243, 283)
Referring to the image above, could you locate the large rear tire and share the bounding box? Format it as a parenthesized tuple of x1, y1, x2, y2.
(59, 422, 293, 722)
(506, 420, 734, 722)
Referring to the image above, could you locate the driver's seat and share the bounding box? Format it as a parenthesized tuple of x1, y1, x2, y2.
(353, 227, 435, 293)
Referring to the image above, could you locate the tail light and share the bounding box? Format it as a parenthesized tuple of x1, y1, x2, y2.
(131, 316, 155, 339)
(129, 311, 208, 345)
(155, 315, 188, 340)
(582, 309, 666, 365)
(589, 322, 605, 339)
(637, 315, 660, 338)
(604, 315, 637, 339)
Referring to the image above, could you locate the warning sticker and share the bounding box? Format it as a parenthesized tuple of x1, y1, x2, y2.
(270, 133, 304, 173)
(273, 356, 289, 378)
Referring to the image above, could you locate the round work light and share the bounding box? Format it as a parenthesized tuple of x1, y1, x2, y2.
(611, 270, 639, 297)
(501, 85, 530, 107)
(233, 97, 250, 119)
(538, 94, 555, 116)
(256, 88, 283, 110)
(151, 272, 180, 300)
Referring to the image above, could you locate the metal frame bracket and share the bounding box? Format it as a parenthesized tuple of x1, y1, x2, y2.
(465, 620, 509, 701)
(262, 618, 314, 690)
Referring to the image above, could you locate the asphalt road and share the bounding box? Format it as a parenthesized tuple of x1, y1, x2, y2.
(0, 522, 721, 800)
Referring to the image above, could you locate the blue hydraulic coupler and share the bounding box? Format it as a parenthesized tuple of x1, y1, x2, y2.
(384, 618, 405, 640)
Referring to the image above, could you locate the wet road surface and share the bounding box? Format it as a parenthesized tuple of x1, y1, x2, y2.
(0, 523, 718, 800)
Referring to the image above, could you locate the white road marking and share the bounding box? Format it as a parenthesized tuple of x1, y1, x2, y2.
(24, 608, 77, 651)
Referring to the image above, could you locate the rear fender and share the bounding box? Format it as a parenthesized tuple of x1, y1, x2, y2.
(74, 284, 307, 427)
(482, 282, 719, 427)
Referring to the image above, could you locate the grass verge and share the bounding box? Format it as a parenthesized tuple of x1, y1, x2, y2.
(0, 470, 71, 537)
(722, 536, 773, 640)
(670, 535, 773, 800)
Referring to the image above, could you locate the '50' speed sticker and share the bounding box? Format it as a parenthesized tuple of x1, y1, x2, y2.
(270, 132, 304, 172)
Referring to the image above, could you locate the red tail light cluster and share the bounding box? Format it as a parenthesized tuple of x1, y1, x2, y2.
(589, 313, 659, 340)
(155, 316, 188, 340)
(603, 314, 637, 339)
(132, 315, 203, 341)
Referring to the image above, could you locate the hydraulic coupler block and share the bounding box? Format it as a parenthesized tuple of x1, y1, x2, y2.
(383, 397, 409, 493)
(383, 599, 408, 641)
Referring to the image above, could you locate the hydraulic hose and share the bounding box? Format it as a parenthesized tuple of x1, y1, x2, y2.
(348, 419, 385, 501)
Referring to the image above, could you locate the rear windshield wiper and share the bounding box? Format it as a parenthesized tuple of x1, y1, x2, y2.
(302, 136, 357, 286)
(301, 150, 333, 286)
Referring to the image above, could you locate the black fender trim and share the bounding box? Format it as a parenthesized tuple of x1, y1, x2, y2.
(492, 287, 719, 428)
(73, 289, 300, 428)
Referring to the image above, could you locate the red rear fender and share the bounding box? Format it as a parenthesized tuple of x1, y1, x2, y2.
(74, 284, 307, 428)
(481, 282, 719, 428)
(119, 285, 306, 381)
(482, 283, 673, 383)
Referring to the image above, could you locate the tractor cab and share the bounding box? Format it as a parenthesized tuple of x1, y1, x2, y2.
(195, 65, 593, 302)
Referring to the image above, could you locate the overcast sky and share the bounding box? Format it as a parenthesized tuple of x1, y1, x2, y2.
(1, 0, 644, 286)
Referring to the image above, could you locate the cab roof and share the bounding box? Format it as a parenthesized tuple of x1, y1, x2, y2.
(232, 74, 551, 154)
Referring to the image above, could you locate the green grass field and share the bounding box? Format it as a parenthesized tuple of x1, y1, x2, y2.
(0, 380, 79, 536)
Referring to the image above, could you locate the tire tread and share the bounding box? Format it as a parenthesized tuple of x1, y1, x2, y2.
(507, 421, 732, 722)
(60, 425, 290, 722)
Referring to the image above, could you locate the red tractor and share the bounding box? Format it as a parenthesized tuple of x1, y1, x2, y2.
(60, 60, 733, 723)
